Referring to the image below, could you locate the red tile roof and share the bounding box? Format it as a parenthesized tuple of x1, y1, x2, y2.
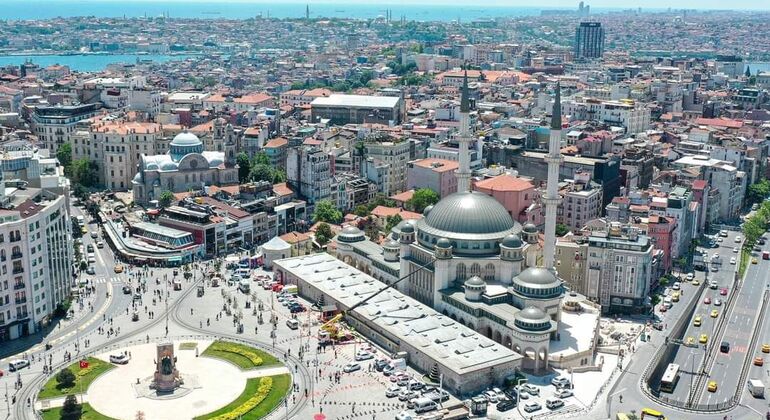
(475, 175, 534, 192)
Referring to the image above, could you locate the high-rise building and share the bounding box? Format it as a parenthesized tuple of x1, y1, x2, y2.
(574, 22, 604, 60)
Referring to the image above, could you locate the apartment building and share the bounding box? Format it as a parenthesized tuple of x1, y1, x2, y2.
(279, 88, 333, 107)
(407, 158, 459, 198)
(561, 98, 650, 135)
(286, 146, 331, 206)
(31, 103, 101, 152)
(364, 138, 410, 196)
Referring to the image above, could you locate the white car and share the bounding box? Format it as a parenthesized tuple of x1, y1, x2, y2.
(554, 388, 574, 398)
(686, 273, 694, 280)
(386, 385, 401, 398)
(714, 298, 723, 306)
(521, 383, 540, 395)
(355, 351, 374, 361)
(736, 236, 742, 243)
(483, 390, 499, 403)
(733, 247, 739, 253)
(109, 354, 130, 364)
(730, 257, 736, 265)
(551, 376, 571, 388)
(546, 398, 565, 410)
(672, 282, 681, 290)
(343, 363, 361, 373)
(395, 411, 414, 420)
(523, 401, 542, 413)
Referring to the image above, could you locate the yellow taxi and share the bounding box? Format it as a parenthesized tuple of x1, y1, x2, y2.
(762, 344, 770, 353)
(753, 257, 759, 264)
(754, 357, 764, 366)
(114, 264, 124, 273)
(686, 336, 695, 345)
(711, 309, 719, 318)
(699, 334, 708, 344)
(81, 227, 88, 234)
(707, 381, 718, 392)
(693, 315, 702, 327)
(691, 279, 701, 286)
(671, 291, 680, 302)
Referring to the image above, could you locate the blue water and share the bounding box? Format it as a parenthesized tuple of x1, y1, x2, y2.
(2, 1, 555, 21)
(0, 54, 197, 72)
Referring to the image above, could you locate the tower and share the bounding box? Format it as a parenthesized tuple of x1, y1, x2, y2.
(574, 22, 604, 60)
(455, 71, 473, 193)
(543, 83, 563, 270)
(306, 4, 310, 19)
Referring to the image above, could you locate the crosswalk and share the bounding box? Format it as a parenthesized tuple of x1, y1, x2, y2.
(90, 277, 124, 284)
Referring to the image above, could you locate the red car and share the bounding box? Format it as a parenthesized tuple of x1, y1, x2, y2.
(719, 288, 728, 296)
(704, 297, 711, 304)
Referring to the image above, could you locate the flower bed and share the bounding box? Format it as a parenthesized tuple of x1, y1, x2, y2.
(202, 340, 279, 369)
(195, 374, 290, 420)
(210, 377, 272, 420)
(39, 357, 114, 400)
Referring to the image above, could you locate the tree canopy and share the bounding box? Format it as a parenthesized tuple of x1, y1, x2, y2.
(312, 200, 342, 224)
(386, 214, 403, 232)
(158, 190, 175, 208)
(747, 179, 770, 206)
(236, 152, 251, 183)
(70, 158, 99, 188)
(406, 188, 440, 213)
(56, 143, 72, 173)
(315, 222, 334, 246)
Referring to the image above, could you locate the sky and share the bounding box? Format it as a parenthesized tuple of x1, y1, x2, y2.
(75, 0, 769, 11)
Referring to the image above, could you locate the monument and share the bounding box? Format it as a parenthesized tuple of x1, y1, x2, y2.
(151, 342, 182, 393)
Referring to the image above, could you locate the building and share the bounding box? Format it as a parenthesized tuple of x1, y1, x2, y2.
(310, 94, 402, 125)
(558, 172, 603, 232)
(279, 231, 313, 257)
(132, 132, 238, 206)
(473, 174, 536, 224)
(586, 222, 653, 314)
(31, 103, 101, 152)
(561, 98, 650, 135)
(407, 158, 458, 198)
(364, 137, 410, 196)
(574, 22, 605, 60)
(279, 88, 333, 108)
(286, 146, 331, 206)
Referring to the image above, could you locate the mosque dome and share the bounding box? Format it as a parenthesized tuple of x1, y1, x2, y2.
(400, 223, 415, 234)
(514, 306, 552, 332)
(523, 223, 538, 233)
(501, 233, 523, 248)
(422, 191, 516, 236)
(435, 237, 452, 249)
(423, 205, 434, 216)
(170, 131, 203, 147)
(337, 226, 365, 243)
(512, 267, 562, 299)
(384, 239, 400, 250)
(464, 275, 486, 288)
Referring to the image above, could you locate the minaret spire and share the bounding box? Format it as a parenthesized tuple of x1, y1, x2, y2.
(543, 82, 563, 269)
(456, 68, 472, 193)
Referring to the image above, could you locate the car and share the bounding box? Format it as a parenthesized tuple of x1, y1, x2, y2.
(692, 279, 701, 285)
(714, 299, 722, 306)
(374, 359, 389, 371)
(762, 344, 770, 353)
(408, 380, 425, 391)
(355, 351, 374, 361)
(497, 400, 516, 412)
(546, 398, 565, 410)
(483, 390, 499, 403)
(90, 231, 98, 239)
(521, 383, 540, 395)
(652, 322, 664, 331)
(523, 402, 542, 413)
(709, 281, 718, 289)
(754, 357, 765, 366)
(397, 377, 410, 387)
(720, 288, 728, 296)
(96, 241, 104, 248)
(425, 390, 450, 403)
(658, 305, 668, 312)
(8, 359, 30, 372)
(551, 376, 571, 388)
(730, 257, 736, 265)
(711, 309, 719, 318)
(686, 273, 694, 280)
(109, 354, 130, 364)
(687, 336, 695, 345)
(753, 258, 759, 264)
(693, 316, 702, 327)
(720, 341, 730, 353)
(114, 264, 124, 273)
(343, 363, 361, 373)
(717, 237, 723, 242)
(733, 247, 739, 253)
(708, 381, 718, 392)
(122, 285, 131, 294)
(704, 297, 712, 304)
(86, 266, 96, 275)
(736, 235, 742, 242)
(386, 385, 401, 398)
(672, 282, 681, 290)
(699, 334, 708, 344)
(554, 389, 574, 398)
(398, 390, 417, 401)
(719, 230, 728, 237)
(289, 305, 306, 313)
(395, 411, 413, 420)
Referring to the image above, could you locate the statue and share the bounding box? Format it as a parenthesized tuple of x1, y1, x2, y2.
(151, 342, 181, 392)
(161, 355, 173, 375)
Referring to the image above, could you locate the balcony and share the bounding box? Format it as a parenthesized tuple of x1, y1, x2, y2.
(15, 297, 26, 304)
(13, 283, 25, 290)
(10, 236, 21, 243)
(11, 252, 22, 260)
(12, 267, 24, 274)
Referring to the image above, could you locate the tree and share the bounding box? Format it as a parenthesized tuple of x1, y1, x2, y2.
(353, 205, 369, 217)
(60, 394, 82, 420)
(56, 143, 72, 174)
(315, 222, 333, 246)
(253, 151, 270, 166)
(747, 179, 770, 206)
(406, 188, 439, 213)
(70, 158, 99, 188)
(249, 164, 273, 183)
(158, 190, 174, 208)
(56, 368, 76, 388)
(386, 214, 403, 232)
(555, 224, 570, 237)
(312, 200, 342, 224)
(236, 152, 251, 183)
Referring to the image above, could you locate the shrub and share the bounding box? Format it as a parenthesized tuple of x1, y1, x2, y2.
(56, 368, 76, 388)
(60, 395, 82, 420)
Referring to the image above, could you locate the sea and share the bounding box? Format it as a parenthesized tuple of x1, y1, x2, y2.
(0, 54, 198, 72)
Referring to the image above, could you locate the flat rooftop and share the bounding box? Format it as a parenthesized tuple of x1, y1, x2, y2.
(274, 253, 521, 375)
(133, 222, 192, 239)
(311, 94, 400, 109)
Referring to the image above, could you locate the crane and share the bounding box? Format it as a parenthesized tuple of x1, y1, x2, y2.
(319, 256, 437, 342)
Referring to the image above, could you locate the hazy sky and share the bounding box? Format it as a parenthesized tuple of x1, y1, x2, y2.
(111, 0, 769, 10)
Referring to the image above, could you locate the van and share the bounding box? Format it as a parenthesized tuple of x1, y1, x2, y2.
(412, 397, 437, 413)
(663, 297, 673, 308)
(238, 280, 250, 293)
(720, 341, 730, 353)
(546, 398, 564, 410)
(8, 359, 29, 372)
(286, 319, 299, 330)
(389, 358, 407, 372)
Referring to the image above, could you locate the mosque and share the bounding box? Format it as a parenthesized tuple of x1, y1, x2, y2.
(333, 78, 600, 372)
(132, 131, 238, 206)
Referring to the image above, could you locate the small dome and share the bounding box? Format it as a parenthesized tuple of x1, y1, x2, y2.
(132, 172, 142, 183)
(423, 205, 434, 216)
(337, 226, 365, 243)
(435, 237, 452, 249)
(146, 162, 159, 170)
(384, 240, 400, 249)
(342, 226, 361, 235)
(170, 131, 203, 147)
(401, 223, 415, 233)
(515, 267, 560, 288)
(523, 223, 537, 233)
(516, 306, 549, 322)
(464, 275, 485, 287)
(501, 233, 523, 248)
(160, 161, 178, 171)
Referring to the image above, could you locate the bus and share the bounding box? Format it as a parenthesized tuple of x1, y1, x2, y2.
(640, 408, 666, 419)
(659, 363, 680, 393)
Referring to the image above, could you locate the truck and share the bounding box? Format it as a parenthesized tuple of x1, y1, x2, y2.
(748, 378, 765, 397)
(763, 251, 769, 260)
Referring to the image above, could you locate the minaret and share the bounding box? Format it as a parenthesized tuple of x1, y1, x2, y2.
(543, 83, 563, 269)
(306, 4, 310, 20)
(456, 71, 472, 193)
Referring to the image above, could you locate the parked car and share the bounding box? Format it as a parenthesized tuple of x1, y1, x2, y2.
(109, 354, 130, 364)
(374, 359, 389, 371)
(551, 376, 571, 388)
(523, 402, 542, 413)
(394, 411, 413, 420)
(546, 398, 565, 410)
(86, 266, 96, 275)
(398, 390, 418, 401)
(521, 384, 540, 395)
(555, 389, 574, 398)
(483, 390, 499, 403)
(497, 400, 516, 412)
(408, 380, 425, 391)
(8, 359, 30, 372)
(424, 390, 450, 403)
(355, 351, 374, 361)
(386, 385, 401, 398)
(342, 363, 360, 373)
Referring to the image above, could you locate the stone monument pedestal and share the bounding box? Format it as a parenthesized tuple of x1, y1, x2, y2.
(150, 342, 182, 393)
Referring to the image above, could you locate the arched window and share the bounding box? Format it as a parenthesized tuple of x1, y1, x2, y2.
(456, 263, 467, 281)
(470, 263, 481, 278)
(484, 263, 495, 281)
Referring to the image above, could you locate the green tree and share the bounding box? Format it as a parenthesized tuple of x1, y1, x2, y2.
(253, 151, 270, 166)
(385, 214, 403, 232)
(249, 164, 273, 183)
(315, 222, 334, 246)
(236, 152, 251, 183)
(158, 190, 174, 208)
(555, 224, 570, 236)
(272, 168, 287, 183)
(60, 394, 82, 420)
(56, 143, 72, 174)
(56, 368, 76, 388)
(747, 179, 770, 206)
(406, 188, 440, 213)
(354, 205, 369, 217)
(70, 158, 99, 188)
(312, 200, 342, 224)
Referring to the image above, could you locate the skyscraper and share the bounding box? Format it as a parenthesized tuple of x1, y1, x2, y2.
(543, 83, 563, 269)
(574, 22, 604, 60)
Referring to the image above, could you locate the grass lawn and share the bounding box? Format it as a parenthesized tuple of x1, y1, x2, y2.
(39, 357, 114, 400)
(179, 342, 198, 350)
(195, 373, 290, 420)
(202, 341, 281, 370)
(41, 402, 116, 420)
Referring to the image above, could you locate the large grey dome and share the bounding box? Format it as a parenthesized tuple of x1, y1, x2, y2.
(170, 131, 203, 147)
(514, 267, 560, 288)
(418, 191, 519, 239)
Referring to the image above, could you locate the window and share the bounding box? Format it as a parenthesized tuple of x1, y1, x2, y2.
(456, 263, 467, 281)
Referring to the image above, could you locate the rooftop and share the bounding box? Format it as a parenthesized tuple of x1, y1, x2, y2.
(311, 94, 400, 109)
